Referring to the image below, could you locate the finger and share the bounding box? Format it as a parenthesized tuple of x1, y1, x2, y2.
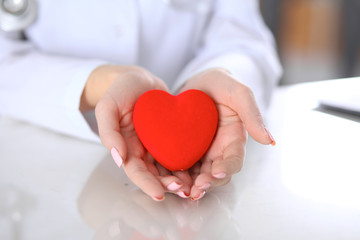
(156, 165, 191, 196)
(193, 159, 213, 190)
(211, 176, 232, 188)
(155, 163, 191, 196)
(192, 160, 231, 192)
(155, 162, 171, 176)
(193, 173, 212, 191)
(146, 161, 160, 176)
(95, 99, 127, 167)
(157, 175, 183, 192)
(229, 83, 275, 145)
(123, 156, 165, 201)
(187, 163, 201, 196)
(142, 153, 160, 176)
(172, 171, 193, 198)
(211, 139, 245, 179)
(191, 155, 234, 200)
(193, 172, 232, 189)
(191, 174, 231, 201)
(190, 185, 206, 201)
(189, 162, 201, 179)
(172, 170, 193, 186)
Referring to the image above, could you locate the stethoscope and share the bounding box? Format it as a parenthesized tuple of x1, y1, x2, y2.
(0, 0, 211, 32)
(0, 0, 37, 32)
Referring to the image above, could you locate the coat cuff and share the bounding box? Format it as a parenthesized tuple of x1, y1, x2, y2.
(61, 60, 107, 142)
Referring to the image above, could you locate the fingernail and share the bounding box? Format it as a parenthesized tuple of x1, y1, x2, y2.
(191, 191, 206, 201)
(199, 183, 211, 190)
(177, 191, 190, 199)
(111, 147, 123, 168)
(167, 182, 182, 191)
(265, 128, 276, 146)
(213, 172, 226, 179)
(152, 196, 165, 202)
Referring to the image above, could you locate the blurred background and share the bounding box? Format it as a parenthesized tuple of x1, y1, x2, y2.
(260, 0, 360, 85)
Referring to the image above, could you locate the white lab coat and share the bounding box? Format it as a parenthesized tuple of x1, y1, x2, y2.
(0, 0, 282, 143)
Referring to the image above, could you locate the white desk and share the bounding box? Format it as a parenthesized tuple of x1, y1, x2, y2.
(1, 79, 360, 240)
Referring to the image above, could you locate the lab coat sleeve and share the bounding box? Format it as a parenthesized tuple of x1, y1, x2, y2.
(0, 32, 107, 142)
(173, 0, 282, 112)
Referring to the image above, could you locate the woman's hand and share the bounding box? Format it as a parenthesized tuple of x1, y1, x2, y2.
(179, 68, 276, 200)
(81, 65, 192, 201)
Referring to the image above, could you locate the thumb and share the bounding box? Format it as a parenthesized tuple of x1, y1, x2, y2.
(230, 85, 275, 146)
(95, 99, 127, 168)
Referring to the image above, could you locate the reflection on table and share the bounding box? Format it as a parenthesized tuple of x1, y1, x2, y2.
(79, 155, 240, 240)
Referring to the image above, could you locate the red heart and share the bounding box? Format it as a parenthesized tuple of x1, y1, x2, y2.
(133, 89, 218, 171)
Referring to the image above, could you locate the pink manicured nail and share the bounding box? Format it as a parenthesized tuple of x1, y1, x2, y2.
(177, 191, 190, 199)
(111, 147, 123, 168)
(265, 128, 276, 146)
(199, 183, 211, 190)
(167, 182, 182, 191)
(213, 172, 226, 179)
(191, 191, 206, 201)
(152, 196, 165, 202)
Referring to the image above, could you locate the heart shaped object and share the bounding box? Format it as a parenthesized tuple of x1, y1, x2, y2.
(133, 89, 218, 171)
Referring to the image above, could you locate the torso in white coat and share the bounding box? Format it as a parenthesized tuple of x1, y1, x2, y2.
(26, 0, 213, 86)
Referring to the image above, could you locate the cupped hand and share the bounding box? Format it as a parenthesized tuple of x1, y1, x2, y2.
(179, 68, 275, 200)
(83, 65, 192, 200)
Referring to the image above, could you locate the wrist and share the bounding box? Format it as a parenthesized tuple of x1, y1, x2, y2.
(80, 65, 164, 112)
(80, 64, 116, 112)
(182, 68, 231, 90)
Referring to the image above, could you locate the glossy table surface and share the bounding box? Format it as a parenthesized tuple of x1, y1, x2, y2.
(1, 79, 360, 240)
